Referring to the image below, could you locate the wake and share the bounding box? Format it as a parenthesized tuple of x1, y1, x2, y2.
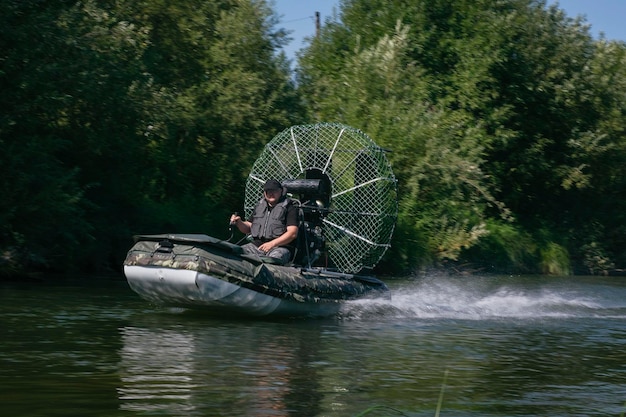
(341, 275, 626, 320)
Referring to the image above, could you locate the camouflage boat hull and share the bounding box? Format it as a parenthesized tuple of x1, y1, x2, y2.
(123, 234, 389, 317)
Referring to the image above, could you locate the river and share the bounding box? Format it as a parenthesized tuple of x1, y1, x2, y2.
(1, 274, 625, 416)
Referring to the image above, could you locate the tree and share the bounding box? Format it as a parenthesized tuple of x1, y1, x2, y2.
(297, 0, 626, 274)
(0, 0, 304, 275)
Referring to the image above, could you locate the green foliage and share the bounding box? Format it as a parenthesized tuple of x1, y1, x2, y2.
(463, 221, 538, 273)
(580, 241, 615, 276)
(4, 0, 626, 276)
(297, 0, 626, 275)
(298, 2, 509, 272)
(540, 242, 571, 276)
(0, 0, 303, 275)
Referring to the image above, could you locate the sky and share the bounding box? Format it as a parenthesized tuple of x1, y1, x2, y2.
(274, 0, 626, 63)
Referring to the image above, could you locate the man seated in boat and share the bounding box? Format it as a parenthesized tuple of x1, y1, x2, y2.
(229, 179, 298, 264)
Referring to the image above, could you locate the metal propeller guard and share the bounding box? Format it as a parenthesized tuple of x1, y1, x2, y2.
(245, 123, 398, 274)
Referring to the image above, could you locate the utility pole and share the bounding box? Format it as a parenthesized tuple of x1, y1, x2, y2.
(315, 11, 320, 38)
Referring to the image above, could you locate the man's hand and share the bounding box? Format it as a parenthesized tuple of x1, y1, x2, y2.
(258, 241, 275, 253)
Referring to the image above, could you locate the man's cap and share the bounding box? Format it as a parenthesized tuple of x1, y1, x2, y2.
(263, 179, 283, 191)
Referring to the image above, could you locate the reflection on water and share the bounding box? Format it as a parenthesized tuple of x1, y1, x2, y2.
(116, 315, 326, 416)
(118, 327, 198, 414)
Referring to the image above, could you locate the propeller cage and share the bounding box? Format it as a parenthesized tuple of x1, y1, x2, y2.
(244, 123, 397, 274)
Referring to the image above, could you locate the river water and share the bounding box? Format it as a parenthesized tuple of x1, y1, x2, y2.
(1, 274, 625, 417)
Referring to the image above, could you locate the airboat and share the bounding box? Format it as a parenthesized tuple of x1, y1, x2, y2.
(123, 123, 398, 317)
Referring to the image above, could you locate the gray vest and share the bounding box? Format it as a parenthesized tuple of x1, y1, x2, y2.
(250, 197, 293, 241)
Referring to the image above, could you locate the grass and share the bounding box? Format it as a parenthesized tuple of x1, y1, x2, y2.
(355, 369, 449, 417)
(355, 371, 626, 416)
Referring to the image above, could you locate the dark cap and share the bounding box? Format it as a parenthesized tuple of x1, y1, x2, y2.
(263, 179, 282, 191)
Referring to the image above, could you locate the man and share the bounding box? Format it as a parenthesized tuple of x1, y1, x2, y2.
(230, 179, 298, 264)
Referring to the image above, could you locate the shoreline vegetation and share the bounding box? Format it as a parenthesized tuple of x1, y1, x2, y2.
(3, 0, 626, 279)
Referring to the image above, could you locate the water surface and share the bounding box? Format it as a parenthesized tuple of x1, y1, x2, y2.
(1, 274, 625, 416)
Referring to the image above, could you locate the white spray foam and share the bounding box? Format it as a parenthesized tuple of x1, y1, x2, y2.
(341, 276, 610, 320)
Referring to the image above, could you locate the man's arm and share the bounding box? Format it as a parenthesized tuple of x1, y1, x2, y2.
(230, 214, 251, 234)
